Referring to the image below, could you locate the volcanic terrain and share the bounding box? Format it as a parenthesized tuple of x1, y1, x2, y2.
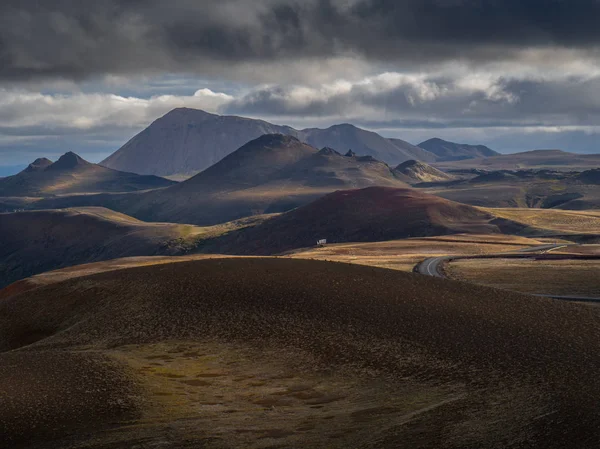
(2, 258, 600, 448)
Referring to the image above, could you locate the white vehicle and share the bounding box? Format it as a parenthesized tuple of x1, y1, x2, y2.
(317, 239, 327, 247)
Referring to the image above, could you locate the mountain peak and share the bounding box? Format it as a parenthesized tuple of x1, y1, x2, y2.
(166, 107, 214, 117)
(157, 108, 217, 126)
(395, 159, 421, 169)
(48, 152, 91, 170)
(251, 133, 301, 147)
(23, 157, 53, 173)
(318, 147, 341, 156)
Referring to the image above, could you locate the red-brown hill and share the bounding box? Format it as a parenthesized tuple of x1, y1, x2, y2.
(202, 186, 506, 254)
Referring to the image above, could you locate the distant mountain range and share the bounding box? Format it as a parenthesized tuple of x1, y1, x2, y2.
(115, 134, 411, 225)
(102, 108, 490, 177)
(434, 149, 600, 172)
(418, 138, 499, 161)
(0, 152, 175, 197)
(27, 134, 412, 225)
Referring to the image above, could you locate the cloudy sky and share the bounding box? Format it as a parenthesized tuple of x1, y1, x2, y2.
(2, 0, 600, 168)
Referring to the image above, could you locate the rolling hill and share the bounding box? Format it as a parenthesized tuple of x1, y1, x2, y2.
(2, 257, 600, 447)
(102, 108, 435, 177)
(199, 186, 509, 255)
(418, 138, 499, 161)
(0, 207, 206, 288)
(0, 152, 175, 197)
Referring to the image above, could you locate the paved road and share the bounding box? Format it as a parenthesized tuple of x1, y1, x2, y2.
(415, 244, 600, 303)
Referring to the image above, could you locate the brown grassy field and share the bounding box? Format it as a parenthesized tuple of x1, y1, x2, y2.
(3, 258, 600, 448)
(290, 234, 545, 272)
(483, 208, 600, 235)
(446, 258, 600, 297)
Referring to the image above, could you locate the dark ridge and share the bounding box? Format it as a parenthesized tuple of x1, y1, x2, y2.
(23, 158, 53, 173)
(47, 152, 90, 171)
(318, 147, 341, 156)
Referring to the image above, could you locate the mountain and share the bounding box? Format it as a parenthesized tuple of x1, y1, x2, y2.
(393, 160, 454, 183)
(23, 158, 52, 172)
(94, 134, 411, 226)
(102, 108, 296, 177)
(200, 186, 507, 254)
(418, 138, 499, 161)
(102, 108, 430, 177)
(297, 124, 425, 167)
(0, 152, 175, 197)
(2, 257, 600, 447)
(388, 138, 438, 162)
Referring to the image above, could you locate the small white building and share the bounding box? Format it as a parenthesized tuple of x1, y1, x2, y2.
(317, 239, 327, 247)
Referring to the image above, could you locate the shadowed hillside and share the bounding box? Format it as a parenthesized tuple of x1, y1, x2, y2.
(2, 258, 600, 447)
(91, 134, 410, 225)
(418, 138, 499, 161)
(0, 152, 175, 197)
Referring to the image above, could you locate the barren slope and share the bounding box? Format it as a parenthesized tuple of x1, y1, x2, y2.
(2, 258, 600, 448)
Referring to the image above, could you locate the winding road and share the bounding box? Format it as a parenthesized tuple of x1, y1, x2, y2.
(415, 244, 600, 303)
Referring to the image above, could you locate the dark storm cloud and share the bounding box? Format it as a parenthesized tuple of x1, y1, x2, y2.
(3, 0, 600, 81)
